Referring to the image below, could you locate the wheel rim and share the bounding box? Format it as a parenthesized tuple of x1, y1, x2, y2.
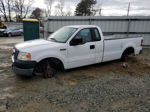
(8, 33, 11, 37)
(43, 61, 55, 78)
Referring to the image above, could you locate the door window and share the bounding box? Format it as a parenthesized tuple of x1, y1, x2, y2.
(75, 28, 92, 43)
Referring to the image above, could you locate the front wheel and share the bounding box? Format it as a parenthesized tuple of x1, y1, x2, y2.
(43, 61, 56, 78)
(34, 60, 56, 78)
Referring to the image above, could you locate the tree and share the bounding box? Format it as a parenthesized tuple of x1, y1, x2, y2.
(30, 8, 43, 20)
(54, 0, 65, 16)
(75, 0, 97, 16)
(0, 0, 8, 21)
(91, 3, 103, 16)
(65, 6, 72, 16)
(44, 0, 53, 17)
(6, 0, 13, 21)
(65, 10, 72, 16)
(12, 0, 34, 22)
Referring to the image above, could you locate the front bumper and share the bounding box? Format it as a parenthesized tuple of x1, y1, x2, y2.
(12, 60, 37, 76)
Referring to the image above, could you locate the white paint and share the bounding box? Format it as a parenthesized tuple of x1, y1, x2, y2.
(14, 25, 143, 70)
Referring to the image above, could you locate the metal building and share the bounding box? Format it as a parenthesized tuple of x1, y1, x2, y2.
(44, 16, 150, 46)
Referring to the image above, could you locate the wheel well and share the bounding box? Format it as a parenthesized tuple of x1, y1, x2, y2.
(122, 47, 135, 56)
(37, 57, 64, 70)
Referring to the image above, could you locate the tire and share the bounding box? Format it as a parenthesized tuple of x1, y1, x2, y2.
(121, 52, 128, 62)
(7, 33, 12, 37)
(36, 60, 56, 78)
(20, 32, 23, 36)
(121, 48, 134, 62)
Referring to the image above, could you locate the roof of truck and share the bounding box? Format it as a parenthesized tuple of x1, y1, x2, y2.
(66, 25, 98, 28)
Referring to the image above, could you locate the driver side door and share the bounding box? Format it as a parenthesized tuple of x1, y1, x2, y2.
(67, 28, 96, 69)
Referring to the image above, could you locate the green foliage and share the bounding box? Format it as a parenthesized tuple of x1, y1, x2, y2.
(30, 8, 43, 20)
(75, 0, 96, 16)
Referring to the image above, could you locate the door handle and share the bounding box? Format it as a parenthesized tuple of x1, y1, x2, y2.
(60, 48, 66, 51)
(90, 45, 95, 49)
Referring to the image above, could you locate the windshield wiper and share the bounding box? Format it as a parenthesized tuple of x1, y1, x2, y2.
(49, 38, 63, 43)
(50, 38, 57, 42)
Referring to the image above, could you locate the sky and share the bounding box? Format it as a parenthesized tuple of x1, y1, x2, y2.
(33, 0, 150, 16)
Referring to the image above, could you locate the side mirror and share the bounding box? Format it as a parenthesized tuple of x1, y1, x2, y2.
(70, 36, 83, 46)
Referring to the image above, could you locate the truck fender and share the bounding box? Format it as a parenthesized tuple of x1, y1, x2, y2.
(122, 43, 135, 54)
(35, 55, 67, 69)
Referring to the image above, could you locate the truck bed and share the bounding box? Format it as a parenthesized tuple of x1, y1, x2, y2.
(102, 35, 143, 62)
(103, 34, 142, 40)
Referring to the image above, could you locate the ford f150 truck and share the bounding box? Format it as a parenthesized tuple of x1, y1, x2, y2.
(12, 25, 143, 78)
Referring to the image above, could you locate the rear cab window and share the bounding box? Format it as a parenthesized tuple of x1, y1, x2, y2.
(90, 28, 101, 41)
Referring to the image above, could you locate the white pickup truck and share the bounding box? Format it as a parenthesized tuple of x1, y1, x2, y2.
(12, 25, 143, 78)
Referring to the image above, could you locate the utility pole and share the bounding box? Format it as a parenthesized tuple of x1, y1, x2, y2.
(99, 8, 102, 16)
(98, 3, 102, 16)
(127, 2, 131, 37)
(127, 2, 130, 16)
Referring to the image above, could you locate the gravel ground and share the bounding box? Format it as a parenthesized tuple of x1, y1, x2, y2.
(5, 74, 150, 112)
(0, 37, 150, 112)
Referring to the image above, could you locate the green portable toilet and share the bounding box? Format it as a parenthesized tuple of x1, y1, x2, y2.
(23, 19, 40, 41)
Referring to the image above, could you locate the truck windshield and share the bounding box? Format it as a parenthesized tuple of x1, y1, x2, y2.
(48, 27, 77, 43)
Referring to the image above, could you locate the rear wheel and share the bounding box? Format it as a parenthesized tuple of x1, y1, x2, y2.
(121, 47, 134, 62)
(20, 32, 23, 36)
(7, 33, 12, 37)
(121, 52, 129, 62)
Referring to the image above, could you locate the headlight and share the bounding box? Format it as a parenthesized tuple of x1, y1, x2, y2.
(18, 52, 31, 61)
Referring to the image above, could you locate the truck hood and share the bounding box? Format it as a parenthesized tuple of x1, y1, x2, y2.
(15, 39, 63, 51)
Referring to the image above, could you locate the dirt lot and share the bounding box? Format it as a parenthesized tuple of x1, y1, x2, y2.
(0, 36, 150, 112)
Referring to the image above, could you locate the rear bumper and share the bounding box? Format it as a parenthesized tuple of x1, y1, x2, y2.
(12, 60, 37, 76)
